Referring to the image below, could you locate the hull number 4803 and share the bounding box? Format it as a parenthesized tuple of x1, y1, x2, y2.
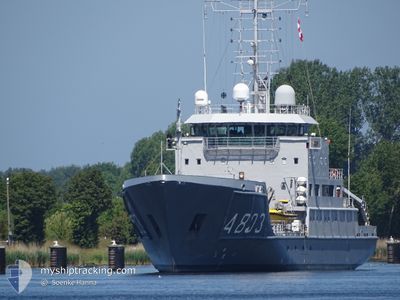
(223, 213, 265, 235)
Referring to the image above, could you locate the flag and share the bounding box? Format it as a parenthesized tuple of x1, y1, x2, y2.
(297, 18, 304, 42)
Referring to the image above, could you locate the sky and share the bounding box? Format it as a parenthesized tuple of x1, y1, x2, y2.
(0, 0, 399, 171)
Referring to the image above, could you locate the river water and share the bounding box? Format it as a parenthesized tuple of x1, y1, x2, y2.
(0, 262, 399, 299)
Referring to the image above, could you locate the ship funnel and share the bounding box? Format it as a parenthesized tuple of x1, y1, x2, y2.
(275, 84, 296, 106)
(233, 83, 250, 102)
(195, 90, 209, 106)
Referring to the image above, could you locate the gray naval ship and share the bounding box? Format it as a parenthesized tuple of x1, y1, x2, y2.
(123, 0, 377, 272)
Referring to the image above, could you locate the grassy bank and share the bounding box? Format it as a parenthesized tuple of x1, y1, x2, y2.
(4, 241, 150, 267)
(372, 238, 388, 261)
(3, 238, 390, 267)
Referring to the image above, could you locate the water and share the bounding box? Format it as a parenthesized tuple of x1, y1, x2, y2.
(1, 262, 399, 299)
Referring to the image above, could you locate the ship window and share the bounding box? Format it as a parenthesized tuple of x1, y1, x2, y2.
(189, 213, 207, 233)
(299, 125, 305, 136)
(185, 159, 189, 165)
(208, 125, 217, 137)
(197, 158, 201, 165)
(216, 125, 228, 136)
(254, 124, 266, 136)
(227, 124, 252, 137)
(294, 157, 299, 164)
(191, 124, 207, 136)
(287, 124, 298, 136)
(329, 185, 334, 196)
(314, 184, 320, 196)
(266, 124, 276, 136)
(276, 124, 286, 136)
(322, 185, 330, 196)
(310, 137, 321, 149)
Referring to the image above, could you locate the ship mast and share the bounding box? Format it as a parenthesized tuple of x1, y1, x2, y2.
(251, 0, 259, 111)
(208, 0, 307, 113)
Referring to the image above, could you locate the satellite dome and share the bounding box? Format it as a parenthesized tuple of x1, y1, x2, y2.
(297, 176, 307, 186)
(275, 84, 296, 106)
(195, 90, 209, 106)
(233, 83, 250, 102)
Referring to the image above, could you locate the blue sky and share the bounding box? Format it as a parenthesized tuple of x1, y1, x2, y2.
(0, 0, 399, 171)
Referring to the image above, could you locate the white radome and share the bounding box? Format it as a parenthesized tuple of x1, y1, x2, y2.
(233, 83, 250, 102)
(195, 90, 209, 106)
(275, 84, 296, 106)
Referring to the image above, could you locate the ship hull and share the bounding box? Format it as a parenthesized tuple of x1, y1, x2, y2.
(123, 175, 377, 272)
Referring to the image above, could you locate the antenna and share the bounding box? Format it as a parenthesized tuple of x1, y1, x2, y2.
(347, 107, 351, 206)
(176, 99, 182, 175)
(202, 4, 208, 92)
(209, 0, 307, 113)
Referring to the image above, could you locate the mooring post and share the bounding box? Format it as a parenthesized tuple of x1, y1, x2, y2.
(108, 240, 125, 271)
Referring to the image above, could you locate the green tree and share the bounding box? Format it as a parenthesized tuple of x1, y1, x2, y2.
(363, 66, 400, 142)
(9, 171, 57, 243)
(130, 130, 175, 177)
(43, 165, 82, 201)
(44, 208, 74, 243)
(352, 141, 400, 237)
(0, 209, 7, 241)
(98, 197, 137, 245)
(92, 162, 124, 197)
(272, 60, 369, 170)
(64, 167, 112, 247)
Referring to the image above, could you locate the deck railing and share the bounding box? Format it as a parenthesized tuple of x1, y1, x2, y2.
(196, 104, 310, 116)
(204, 136, 279, 150)
(329, 168, 343, 180)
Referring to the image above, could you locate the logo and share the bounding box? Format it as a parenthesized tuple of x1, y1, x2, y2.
(7, 260, 32, 294)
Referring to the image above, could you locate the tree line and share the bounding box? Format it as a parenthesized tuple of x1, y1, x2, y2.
(272, 60, 400, 237)
(0, 163, 137, 247)
(0, 60, 399, 245)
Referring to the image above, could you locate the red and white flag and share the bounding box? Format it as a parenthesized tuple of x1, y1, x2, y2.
(297, 18, 304, 42)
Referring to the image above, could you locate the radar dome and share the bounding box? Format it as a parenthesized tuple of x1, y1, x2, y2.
(233, 83, 250, 102)
(275, 84, 296, 106)
(195, 90, 209, 106)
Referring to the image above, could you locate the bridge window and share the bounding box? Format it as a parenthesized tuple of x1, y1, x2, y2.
(190, 124, 207, 136)
(197, 158, 201, 165)
(228, 125, 252, 137)
(216, 125, 228, 136)
(185, 159, 189, 165)
(287, 124, 298, 136)
(276, 124, 286, 136)
(294, 157, 299, 164)
(254, 124, 266, 136)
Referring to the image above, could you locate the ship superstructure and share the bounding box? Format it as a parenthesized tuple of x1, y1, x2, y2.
(123, 0, 377, 272)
